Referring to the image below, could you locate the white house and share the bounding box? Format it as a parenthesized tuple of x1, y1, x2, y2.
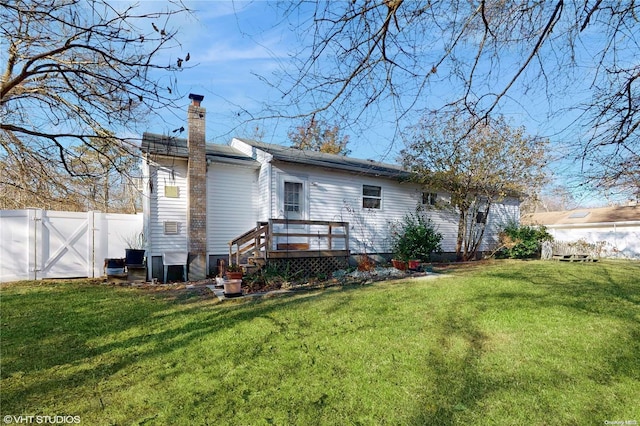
(141, 94, 520, 281)
(522, 205, 640, 259)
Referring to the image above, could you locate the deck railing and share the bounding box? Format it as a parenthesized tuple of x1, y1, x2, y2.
(229, 219, 349, 265)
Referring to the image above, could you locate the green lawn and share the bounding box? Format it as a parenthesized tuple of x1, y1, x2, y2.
(1, 260, 639, 425)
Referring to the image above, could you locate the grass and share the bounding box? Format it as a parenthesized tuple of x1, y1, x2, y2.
(1, 260, 639, 425)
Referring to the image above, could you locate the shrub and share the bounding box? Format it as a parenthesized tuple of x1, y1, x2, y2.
(390, 211, 443, 261)
(497, 222, 553, 259)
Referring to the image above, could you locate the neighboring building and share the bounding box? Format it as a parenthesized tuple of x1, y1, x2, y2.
(141, 94, 520, 281)
(521, 205, 640, 259)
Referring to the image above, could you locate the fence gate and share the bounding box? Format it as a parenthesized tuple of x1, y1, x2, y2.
(0, 209, 143, 282)
(35, 210, 93, 280)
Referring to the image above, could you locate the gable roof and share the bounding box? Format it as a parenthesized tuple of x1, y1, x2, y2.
(521, 205, 640, 226)
(234, 138, 411, 179)
(141, 132, 258, 165)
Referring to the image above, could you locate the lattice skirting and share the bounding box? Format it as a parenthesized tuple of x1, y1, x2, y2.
(267, 256, 348, 277)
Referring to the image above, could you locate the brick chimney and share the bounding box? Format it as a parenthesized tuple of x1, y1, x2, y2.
(187, 93, 207, 280)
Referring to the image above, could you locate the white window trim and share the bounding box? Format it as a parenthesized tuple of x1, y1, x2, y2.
(362, 184, 383, 210)
(276, 173, 309, 220)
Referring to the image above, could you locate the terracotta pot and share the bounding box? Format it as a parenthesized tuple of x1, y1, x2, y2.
(226, 271, 243, 280)
(223, 279, 242, 296)
(407, 260, 421, 270)
(391, 259, 407, 270)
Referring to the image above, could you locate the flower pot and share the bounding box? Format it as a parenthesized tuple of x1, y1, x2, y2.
(125, 249, 145, 266)
(391, 259, 407, 270)
(223, 279, 243, 297)
(226, 271, 243, 280)
(407, 260, 421, 270)
(105, 258, 126, 276)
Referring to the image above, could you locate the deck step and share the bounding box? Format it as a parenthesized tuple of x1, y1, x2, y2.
(248, 257, 267, 266)
(240, 261, 264, 275)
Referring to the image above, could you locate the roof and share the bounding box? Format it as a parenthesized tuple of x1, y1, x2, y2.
(141, 133, 409, 178)
(521, 205, 640, 226)
(141, 132, 257, 165)
(234, 138, 411, 179)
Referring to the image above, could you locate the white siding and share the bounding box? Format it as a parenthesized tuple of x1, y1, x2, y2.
(268, 163, 462, 254)
(257, 162, 271, 221)
(207, 162, 259, 255)
(231, 138, 273, 221)
(483, 198, 520, 251)
(147, 160, 188, 256)
(423, 208, 460, 253)
(266, 162, 519, 255)
(143, 141, 521, 260)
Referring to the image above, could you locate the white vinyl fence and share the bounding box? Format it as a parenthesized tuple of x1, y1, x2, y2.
(0, 209, 143, 283)
(545, 223, 640, 260)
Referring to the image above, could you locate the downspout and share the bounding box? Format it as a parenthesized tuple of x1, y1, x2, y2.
(142, 159, 152, 281)
(268, 162, 273, 219)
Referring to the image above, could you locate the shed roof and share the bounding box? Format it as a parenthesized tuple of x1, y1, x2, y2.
(521, 205, 640, 226)
(141, 132, 257, 165)
(234, 138, 411, 179)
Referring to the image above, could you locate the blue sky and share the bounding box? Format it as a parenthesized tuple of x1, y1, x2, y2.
(139, 2, 304, 144)
(133, 1, 623, 206)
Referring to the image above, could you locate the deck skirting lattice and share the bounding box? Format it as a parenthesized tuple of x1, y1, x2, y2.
(268, 256, 348, 277)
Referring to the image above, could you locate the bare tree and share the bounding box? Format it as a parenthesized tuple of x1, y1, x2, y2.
(260, 1, 638, 195)
(401, 110, 548, 261)
(0, 131, 86, 210)
(0, 0, 190, 209)
(69, 135, 142, 213)
(520, 185, 580, 214)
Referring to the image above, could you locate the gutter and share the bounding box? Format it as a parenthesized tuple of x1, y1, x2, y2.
(544, 221, 640, 229)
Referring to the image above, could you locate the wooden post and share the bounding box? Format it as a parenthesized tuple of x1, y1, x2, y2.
(344, 222, 349, 253)
(267, 219, 273, 258)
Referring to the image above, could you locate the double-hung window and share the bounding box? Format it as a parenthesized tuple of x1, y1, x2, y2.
(422, 192, 438, 206)
(362, 185, 382, 209)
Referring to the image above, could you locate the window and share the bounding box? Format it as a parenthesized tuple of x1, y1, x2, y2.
(422, 192, 438, 206)
(362, 185, 382, 209)
(476, 211, 487, 224)
(284, 182, 302, 212)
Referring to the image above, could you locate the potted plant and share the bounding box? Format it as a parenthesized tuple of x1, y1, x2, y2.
(123, 232, 146, 265)
(391, 258, 407, 270)
(407, 259, 421, 270)
(390, 210, 443, 271)
(224, 264, 243, 296)
(223, 278, 243, 296)
(225, 264, 243, 280)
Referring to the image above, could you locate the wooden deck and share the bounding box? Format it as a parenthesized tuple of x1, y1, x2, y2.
(229, 219, 349, 266)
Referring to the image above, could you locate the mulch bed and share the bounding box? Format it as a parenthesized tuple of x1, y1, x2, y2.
(103, 260, 488, 301)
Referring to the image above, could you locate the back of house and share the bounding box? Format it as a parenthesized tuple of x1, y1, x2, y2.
(141, 95, 520, 281)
